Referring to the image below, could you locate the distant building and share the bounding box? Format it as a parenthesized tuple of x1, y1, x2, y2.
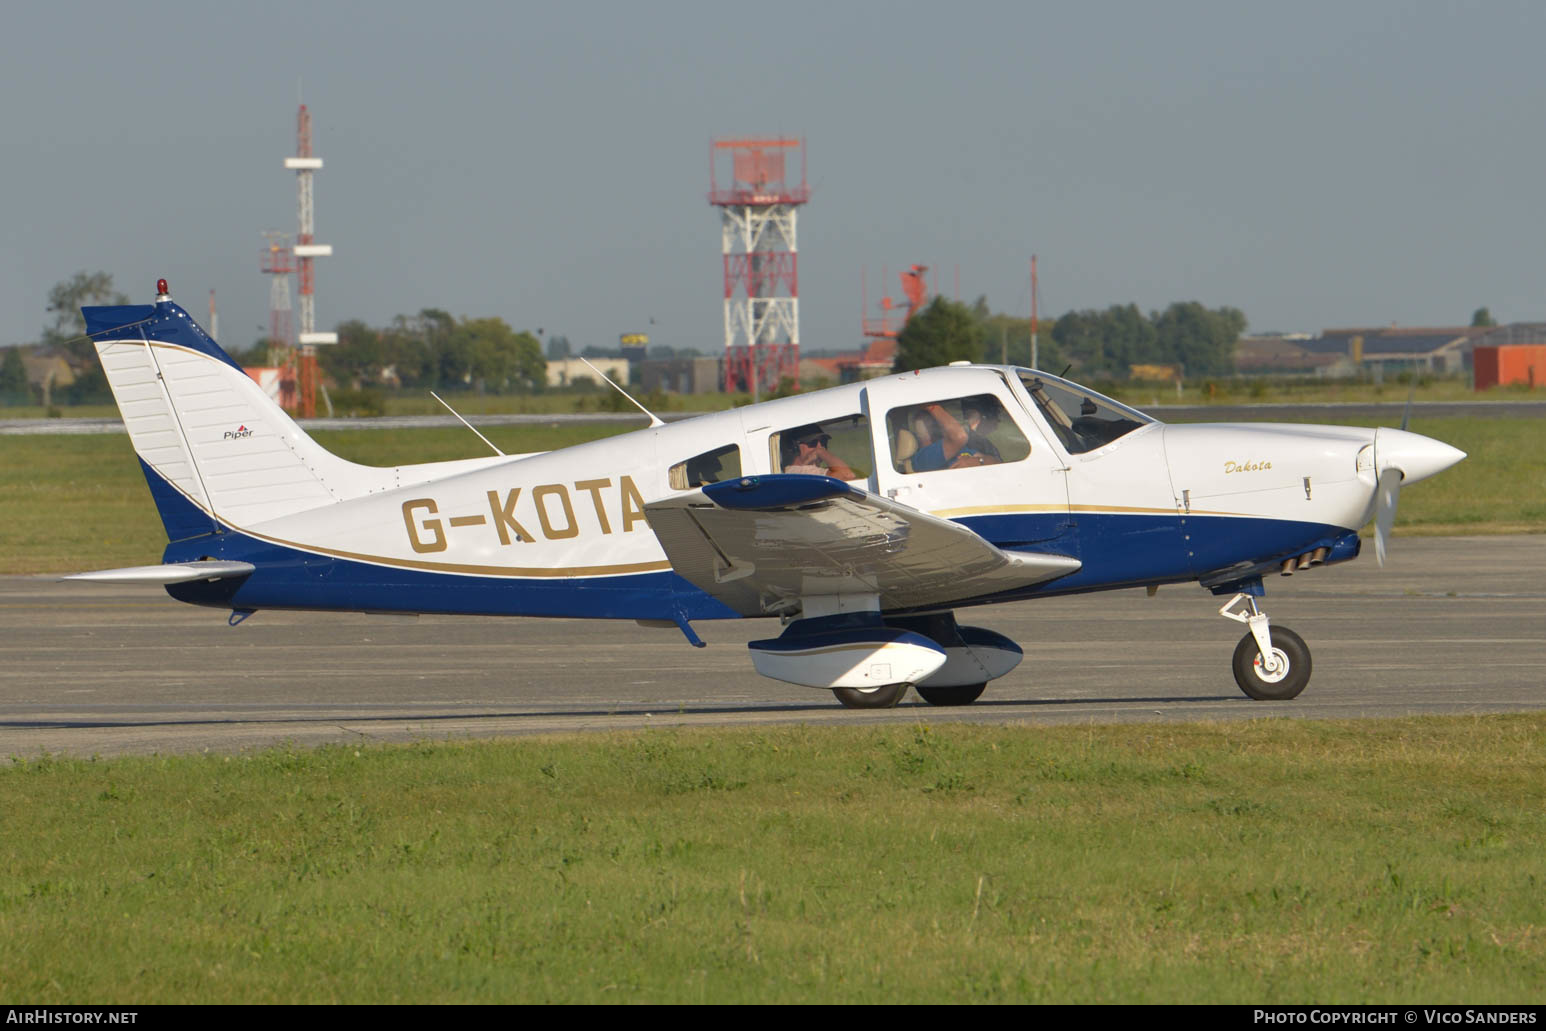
(619, 333, 650, 365)
(546, 357, 629, 389)
(636, 356, 721, 395)
(21, 352, 76, 394)
(1234, 334, 1346, 376)
(802, 337, 897, 384)
(245, 367, 285, 402)
(1298, 326, 1488, 375)
(1128, 363, 1183, 382)
(1471, 324, 1546, 390)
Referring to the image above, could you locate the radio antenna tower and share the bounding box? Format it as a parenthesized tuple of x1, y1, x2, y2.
(285, 103, 336, 417)
(710, 138, 807, 399)
(259, 230, 297, 411)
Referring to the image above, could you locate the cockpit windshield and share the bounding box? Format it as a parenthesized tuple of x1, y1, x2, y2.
(1015, 370, 1155, 455)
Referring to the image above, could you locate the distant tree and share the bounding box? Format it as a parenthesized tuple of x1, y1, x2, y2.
(546, 334, 572, 360)
(44, 271, 129, 361)
(0, 347, 29, 403)
(378, 313, 437, 387)
(977, 312, 1064, 371)
(1471, 307, 1496, 328)
(1102, 303, 1157, 374)
(1050, 309, 1106, 373)
(1152, 302, 1246, 377)
(894, 297, 983, 371)
(508, 330, 545, 390)
(63, 363, 112, 405)
(321, 319, 386, 388)
(1047, 301, 1243, 377)
(1047, 305, 1152, 375)
(456, 317, 544, 393)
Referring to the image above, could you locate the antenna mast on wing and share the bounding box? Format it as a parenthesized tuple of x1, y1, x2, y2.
(581, 357, 665, 427)
(430, 391, 506, 456)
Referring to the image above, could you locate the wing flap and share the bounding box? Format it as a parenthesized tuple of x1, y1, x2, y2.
(644, 475, 1079, 616)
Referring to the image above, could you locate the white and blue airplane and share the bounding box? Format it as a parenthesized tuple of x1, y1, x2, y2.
(68, 281, 1466, 708)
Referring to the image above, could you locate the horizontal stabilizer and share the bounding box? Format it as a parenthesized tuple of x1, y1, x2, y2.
(61, 561, 256, 585)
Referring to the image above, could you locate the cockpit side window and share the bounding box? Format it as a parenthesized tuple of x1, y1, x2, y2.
(669, 443, 742, 490)
(770, 413, 870, 481)
(1017, 372, 1149, 455)
(885, 394, 1031, 473)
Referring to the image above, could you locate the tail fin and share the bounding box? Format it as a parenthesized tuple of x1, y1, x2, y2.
(85, 292, 358, 539)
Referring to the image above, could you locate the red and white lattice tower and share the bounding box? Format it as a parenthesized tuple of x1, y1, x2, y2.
(710, 138, 808, 397)
(285, 104, 335, 418)
(259, 230, 298, 411)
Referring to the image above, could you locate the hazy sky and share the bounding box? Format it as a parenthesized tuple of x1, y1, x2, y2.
(5, 1, 1545, 354)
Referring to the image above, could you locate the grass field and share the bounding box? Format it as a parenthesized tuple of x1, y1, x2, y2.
(1, 415, 1539, 575)
(3, 375, 1541, 421)
(1, 717, 1541, 1004)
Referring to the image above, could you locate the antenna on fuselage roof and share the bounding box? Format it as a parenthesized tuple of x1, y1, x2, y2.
(580, 357, 666, 428)
(430, 391, 506, 457)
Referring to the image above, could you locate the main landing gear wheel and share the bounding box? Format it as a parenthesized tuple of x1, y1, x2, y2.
(1232, 626, 1311, 701)
(915, 682, 987, 707)
(832, 683, 910, 709)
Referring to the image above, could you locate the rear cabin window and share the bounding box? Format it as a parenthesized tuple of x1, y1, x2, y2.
(770, 414, 870, 481)
(669, 443, 742, 490)
(885, 394, 1031, 473)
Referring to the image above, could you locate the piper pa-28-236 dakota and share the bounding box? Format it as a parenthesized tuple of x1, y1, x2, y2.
(68, 282, 1466, 708)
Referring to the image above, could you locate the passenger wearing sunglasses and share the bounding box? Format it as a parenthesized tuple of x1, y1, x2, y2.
(783, 425, 857, 480)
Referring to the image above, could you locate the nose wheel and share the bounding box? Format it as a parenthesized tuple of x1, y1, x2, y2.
(1220, 593, 1312, 700)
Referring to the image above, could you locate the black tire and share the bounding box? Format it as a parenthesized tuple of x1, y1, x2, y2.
(915, 682, 987, 707)
(1232, 626, 1311, 700)
(832, 683, 910, 709)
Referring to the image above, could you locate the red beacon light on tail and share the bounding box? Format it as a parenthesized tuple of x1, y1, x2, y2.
(155, 279, 170, 300)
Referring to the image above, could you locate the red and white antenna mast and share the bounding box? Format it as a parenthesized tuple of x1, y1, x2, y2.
(710, 138, 807, 398)
(1030, 255, 1040, 370)
(259, 230, 297, 411)
(285, 103, 335, 418)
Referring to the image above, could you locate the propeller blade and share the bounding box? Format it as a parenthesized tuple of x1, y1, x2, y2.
(1400, 379, 1416, 432)
(1374, 468, 1402, 567)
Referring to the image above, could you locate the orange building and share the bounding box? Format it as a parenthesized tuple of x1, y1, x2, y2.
(1473, 344, 1546, 390)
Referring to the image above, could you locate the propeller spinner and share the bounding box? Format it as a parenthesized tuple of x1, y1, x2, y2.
(1371, 427, 1467, 566)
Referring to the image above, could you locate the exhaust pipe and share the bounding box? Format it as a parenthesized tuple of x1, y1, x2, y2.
(1280, 559, 1296, 576)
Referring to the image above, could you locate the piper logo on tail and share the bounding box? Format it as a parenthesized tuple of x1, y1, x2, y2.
(223, 425, 254, 441)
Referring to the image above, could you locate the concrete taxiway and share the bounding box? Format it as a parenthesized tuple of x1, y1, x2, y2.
(2, 535, 1542, 757)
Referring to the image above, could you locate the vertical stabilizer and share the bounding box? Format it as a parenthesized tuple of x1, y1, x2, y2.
(84, 297, 350, 536)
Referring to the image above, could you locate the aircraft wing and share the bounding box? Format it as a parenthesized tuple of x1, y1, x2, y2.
(644, 474, 1080, 617)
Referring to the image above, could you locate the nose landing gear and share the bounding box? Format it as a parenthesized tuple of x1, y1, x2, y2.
(1219, 592, 1312, 700)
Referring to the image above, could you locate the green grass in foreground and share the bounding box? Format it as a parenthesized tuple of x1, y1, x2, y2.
(1, 717, 1542, 1003)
